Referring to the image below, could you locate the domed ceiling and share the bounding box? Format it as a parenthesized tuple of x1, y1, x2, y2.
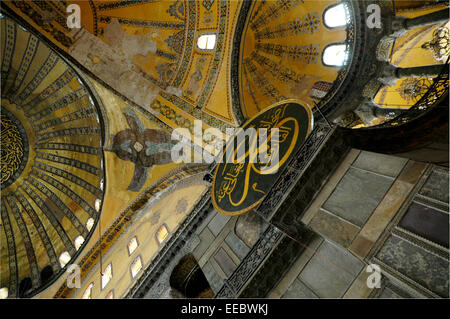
(3, 0, 245, 131)
(239, 0, 353, 119)
(1, 16, 105, 297)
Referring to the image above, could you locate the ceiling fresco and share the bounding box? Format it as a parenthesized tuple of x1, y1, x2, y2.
(1, 15, 105, 297)
(68, 177, 209, 299)
(2, 0, 244, 144)
(0, 10, 205, 299)
(0, 0, 447, 301)
(372, 5, 448, 116)
(239, 0, 351, 119)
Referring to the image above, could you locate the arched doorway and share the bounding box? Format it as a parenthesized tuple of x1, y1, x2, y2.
(169, 253, 213, 298)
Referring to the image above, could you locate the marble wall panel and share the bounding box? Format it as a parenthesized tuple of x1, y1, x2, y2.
(323, 168, 393, 227)
(376, 235, 449, 298)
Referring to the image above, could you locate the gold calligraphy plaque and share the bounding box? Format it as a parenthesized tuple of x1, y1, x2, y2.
(212, 100, 313, 216)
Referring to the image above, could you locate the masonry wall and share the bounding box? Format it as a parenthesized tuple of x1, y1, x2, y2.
(270, 150, 449, 298)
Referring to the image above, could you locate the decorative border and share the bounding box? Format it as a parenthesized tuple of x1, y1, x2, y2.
(216, 224, 283, 297)
(230, 0, 253, 125)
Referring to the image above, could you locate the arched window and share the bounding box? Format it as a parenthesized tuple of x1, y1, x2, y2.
(94, 198, 102, 212)
(82, 282, 94, 299)
(155, 224, 169, 245)
(101, 263, 113, 290)
(74, 235, 85, 250)
(127, 236, 139, 255)
(197, 34, 216, 50)
(322, 44, 349, 67)
(130, 255, 143, 279)
(59, 251, 71, 268)
(105, 290, 114, 299)
(323, 3, 349, 29)
(0, 287, 8, 299)
(86, 218, 95, 231)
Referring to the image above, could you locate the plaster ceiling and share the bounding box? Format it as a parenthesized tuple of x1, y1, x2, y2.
(1, 15, 105, 297)
(239, 0, 351, 119)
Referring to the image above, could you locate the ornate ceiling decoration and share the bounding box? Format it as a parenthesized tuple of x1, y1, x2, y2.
(238, 0, 355, 119)
(1, 15, 106, 298)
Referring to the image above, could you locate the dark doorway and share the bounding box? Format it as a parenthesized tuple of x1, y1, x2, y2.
(169, 253, 213, 298)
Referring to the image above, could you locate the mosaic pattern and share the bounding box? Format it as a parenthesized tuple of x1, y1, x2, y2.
(6, 0, 73, 48)
(254, 12, 320, 40)
(250, 0, 304, 31)
(172, 0, 197, 87)
(98, 16, 185, 29)
(255, 42, 320, 64)
(168, 0, 185, 21)
(1, 16, 105, 298)
(165, 30, 185, 55)
(202, 0, 215, 11)
(250, 51, 304, 84)
(196, 0, 227, 109)
(98, 0, 160, 11)
(112, 109, 176, 192)
(243, 58, 285, 103)
(1, 110, 28, 188)
(239, 0, 356, 119)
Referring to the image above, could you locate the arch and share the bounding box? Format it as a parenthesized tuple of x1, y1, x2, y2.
(322, 42, 350, 67)
(322, 2, 350, 29)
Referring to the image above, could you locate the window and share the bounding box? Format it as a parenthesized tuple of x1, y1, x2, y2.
(127, 236, 139, 255)
(86, 218, 95, 231)
(322, 44, 349, 67)
(323, 3, 349, 29)
(0, 287, 8, 299)
(197, 34, 216, 50)
(59, 251, 71, 268)
(130, 255, 143, 279)
(156, 224, 169, 245)
(105, 290, 114, 299)
(82, 282, 94, 299)
(74, 235, 85, 250)
(101, 263, 113, 290)
(94, 198, 102, 212)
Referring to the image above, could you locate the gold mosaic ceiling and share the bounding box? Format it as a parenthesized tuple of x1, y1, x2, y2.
(239, 0, 351, 119)
(1, 15, 105, 297)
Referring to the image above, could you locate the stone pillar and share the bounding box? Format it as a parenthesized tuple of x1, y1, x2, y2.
(354, 99, 403, 125)
(405, 8, 449, 30)
(379, 62, 445, 86)
(396, 64, 444, 78)
(390, 8, 449, 38)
